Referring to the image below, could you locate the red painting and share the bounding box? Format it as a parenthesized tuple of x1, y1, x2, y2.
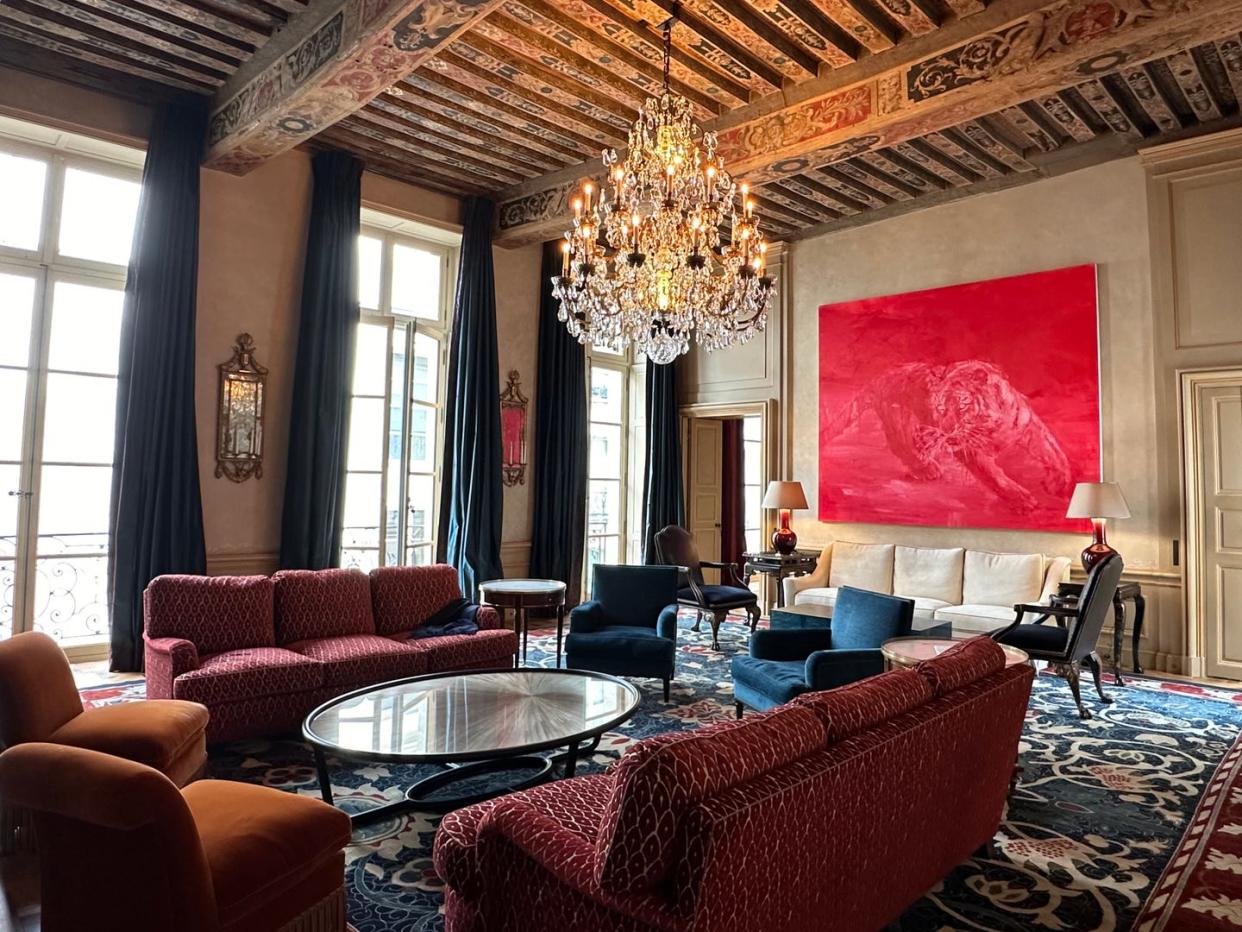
(818, 265, 1100, 532)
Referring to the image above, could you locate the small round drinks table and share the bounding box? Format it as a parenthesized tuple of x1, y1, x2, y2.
(303, 668, 639, 824)
(479, 578, 567, 666)
(881, 637, 1029, 670)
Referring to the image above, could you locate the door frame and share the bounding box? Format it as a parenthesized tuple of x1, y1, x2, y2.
(1180, 366, 1242, 679)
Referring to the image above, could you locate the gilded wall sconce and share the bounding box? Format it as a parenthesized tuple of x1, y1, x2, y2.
(500, 369, 528, 487)
(215, 333, 267, 483)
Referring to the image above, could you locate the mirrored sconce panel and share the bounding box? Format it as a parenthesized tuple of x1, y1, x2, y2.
(500, 369, 528, 487)
(215, 333, 267, 483)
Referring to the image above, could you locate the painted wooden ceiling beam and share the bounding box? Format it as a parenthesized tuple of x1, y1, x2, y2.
(493, 0, 1242, 245)
(204, 0, 506, 173)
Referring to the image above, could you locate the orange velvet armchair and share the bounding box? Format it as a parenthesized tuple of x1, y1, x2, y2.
(0, 632, 209, 785)
(0, 743, 353, 932)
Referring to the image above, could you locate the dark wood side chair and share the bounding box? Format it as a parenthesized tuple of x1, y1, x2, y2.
(991, 553, 1124, 719)
(654, 525, 761, 650)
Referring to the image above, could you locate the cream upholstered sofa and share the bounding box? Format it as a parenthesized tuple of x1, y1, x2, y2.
(783, 542, 1073, 635)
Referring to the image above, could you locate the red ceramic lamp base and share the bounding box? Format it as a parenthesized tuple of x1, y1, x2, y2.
(1081, 518, 1119, 573)
(772, 509, 797, 555)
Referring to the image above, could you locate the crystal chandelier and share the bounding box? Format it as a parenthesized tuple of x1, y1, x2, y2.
(551, 14, 775, 365)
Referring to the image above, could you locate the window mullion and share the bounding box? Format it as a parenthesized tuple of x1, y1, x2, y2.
(398, 322, 415, 565)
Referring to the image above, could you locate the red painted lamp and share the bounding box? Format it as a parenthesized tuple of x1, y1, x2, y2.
(763, 481, 808, 556)
(1066, 481, 1131, 572)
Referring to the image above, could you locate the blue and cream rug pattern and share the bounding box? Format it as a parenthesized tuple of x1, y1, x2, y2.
(86, 619, 1242, 931)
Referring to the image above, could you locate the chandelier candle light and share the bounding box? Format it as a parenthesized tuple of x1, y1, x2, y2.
(552, 11, 775, 364)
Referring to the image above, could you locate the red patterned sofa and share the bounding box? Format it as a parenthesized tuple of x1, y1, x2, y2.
(144, 565, 518, 743)
(433, 637, 1033, 932)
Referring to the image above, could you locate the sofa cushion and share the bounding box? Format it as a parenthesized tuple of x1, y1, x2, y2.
(793, 587, 837, 609)
(932, 603, 1017, 635)
(406, 628, 518, 672)
(791, 668, 932, 742)
(566, 626, 673, 661)
(730, 657, 809, 706)
(1040, 556, 1074, 602)
(827, 542, 894, 594)
(173, 647, 324, 705)
(911, 597, 952, 625)
(184, 778, 350, 923)
(914, 636, 1006, 696)
(894, 546, 964, 604)
(286, 634, 425, 687)
(49, 700, 208, 775)
(369, 565, 463, 636)
(144, 574, 275, 655)
(273, 569, 375, 644)
(593, 703, 824, 894)
(962, 550, 1044, 607)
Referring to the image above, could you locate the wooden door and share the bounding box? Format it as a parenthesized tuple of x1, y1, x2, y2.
(688, 418, 722, 569)
(1195, 378, 1242, 680)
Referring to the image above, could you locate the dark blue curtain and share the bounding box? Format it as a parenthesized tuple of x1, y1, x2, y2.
(107, 102, 207, 671)
(279, 151, 362, 570)
(436, 197, 503, 598)
(529, 241, 587, 597)
(642, 359, 685, 564)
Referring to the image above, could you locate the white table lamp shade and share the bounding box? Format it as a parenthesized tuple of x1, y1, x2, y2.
(763, 481, 808, 510)
(1066, 481, 1131, 520)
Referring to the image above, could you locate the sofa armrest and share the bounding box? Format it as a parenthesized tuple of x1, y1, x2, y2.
(475, 604, 502, 630)
(1040, 556, 1073, 603)
(749, 628, 833, 661)
(804, 648, 885, 690)
(569, 600, 607, 634)
(143, 636, 200, 700)
(782, 544, 833, 605)
(473, 801, 682, 931)
(656, 605, 679, 642)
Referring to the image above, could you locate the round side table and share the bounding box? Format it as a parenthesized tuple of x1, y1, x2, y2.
(880, 636, 1029, 670)
(479, 579, 567, 667)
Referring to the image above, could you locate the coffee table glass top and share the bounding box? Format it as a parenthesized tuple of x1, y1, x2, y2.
(304, 669, 639, 762)
(881, 636, 1029, 667)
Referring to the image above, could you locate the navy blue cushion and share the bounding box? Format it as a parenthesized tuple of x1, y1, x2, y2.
(566, 625, 675, 680)
(769, 609, 831, 631)
(594, 565, 678, 628)
(730, 656, 809, 705)
(998, 623, 1070, 655)
(679, 584, 756, 608)
(830, 587, 914, 649)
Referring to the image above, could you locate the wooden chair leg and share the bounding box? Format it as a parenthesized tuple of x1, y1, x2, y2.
(747, 603, 761, 632)
(663, 678, 671, 702)
(1085, 652, 1114, 704)
(1064, 661, 1091, 719)
(690, 610, 702, 632)
(735, 701, 745, 719)
(709, 611, 725, 650)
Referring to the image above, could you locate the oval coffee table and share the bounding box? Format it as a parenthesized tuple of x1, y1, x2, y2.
(303, 667, 640, 824)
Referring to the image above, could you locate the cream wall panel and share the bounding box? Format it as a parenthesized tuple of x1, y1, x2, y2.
(1169, 168, 1242, 349)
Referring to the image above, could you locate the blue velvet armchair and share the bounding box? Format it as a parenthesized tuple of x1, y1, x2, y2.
(565, 564, 679, 701)
(731, 587, 914, 716)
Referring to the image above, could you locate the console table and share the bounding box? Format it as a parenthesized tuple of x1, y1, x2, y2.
(1052, 580, 1145, 684)
(743, 550, 819, 608)
(479, 579, 567, 666)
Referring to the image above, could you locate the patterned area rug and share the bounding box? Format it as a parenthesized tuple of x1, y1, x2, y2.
(83, 618, 1242, 931)
(1134, 730, 1242, 930)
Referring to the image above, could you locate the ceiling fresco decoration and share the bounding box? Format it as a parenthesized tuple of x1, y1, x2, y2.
(1, 0, 1240, 237)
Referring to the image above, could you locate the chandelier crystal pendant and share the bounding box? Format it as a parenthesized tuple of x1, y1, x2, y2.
(551, 13, 775, 365)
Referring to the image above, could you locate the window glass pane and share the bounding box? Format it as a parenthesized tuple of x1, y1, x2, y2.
(358, 236, 382, 310)
(411, 332, 439, 403)
(347, 397, 385, 471)
(0, 370, 27, 462)
(58, 168, 140, 266)
(408, 404, 435, 473)
(340, 549, 380, 573)
(406, 544, 433, 566)
(0, 463, 20, 552)
(0, 271, 36, 368)
(342, 473, 381, 547)
(47, 281, 123, 375)
(391, 243, 441, 320)
(33, 552, 109, 644)
(406, 474, 434, 546)
(352, 322, 388, 396)
(589, 424, 621, 480)
(584, 536, 619, 593)
(0, 152, 47, 251)
(743, 416, 760, 441)
(35, 465, 112, 536)
(743, 440, 760, 486)
(41, 374, 115, 464)
(587, 480, 620, 536)
(590, 367, 623, 423)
